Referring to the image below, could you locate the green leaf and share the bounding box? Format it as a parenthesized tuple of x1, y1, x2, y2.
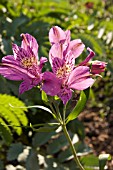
(47, 134, 68, 155)
(0, 118, 12, 145)
(31, 123, 59, 132)
(26, 149, 39, 170)
(32, 131, 55, 148)
(41, 90, 48, 103)
(66, 88, 90, 123)
(7, 143, 24, 161)
(99, 154, 111, 170)
(80, 154, 99, 170)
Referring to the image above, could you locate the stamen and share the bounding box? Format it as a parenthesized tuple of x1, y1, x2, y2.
(56, 64, 72, 78)
(21, 57, 36, 68)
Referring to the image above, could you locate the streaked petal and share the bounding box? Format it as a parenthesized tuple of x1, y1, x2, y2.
(69, 77, 94, 90)
(2, 55, 19, 65)
(21, 33, 38, 58)
(19, 76, 42, 94)
(58, 88, 72, 105)
(42, 71, 61, 96)
(65, 30, 71, 44)
(52, 57, 64, 73)
(12, 44, 34, 61)
(91, 60, 107, 74)
(0, 66, 26, 80)
(49, 43, 63, 66)
(39, 57, 48, 71)
(66, 39, 85, 59)
(0, 63, 35, 79)
(79, 47, 95, 66)
(19, 80, 34, 94)
(49, 26, 66, 45)
(68, 66, 94, 90)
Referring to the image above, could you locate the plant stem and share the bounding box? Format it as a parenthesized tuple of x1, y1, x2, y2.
(61, 104, 85, 170)
(62, 124, 85, 170)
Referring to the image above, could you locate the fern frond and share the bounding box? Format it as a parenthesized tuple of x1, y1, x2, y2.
(0, 94, 28, 143)
(0, 118, 12, 145)
(75, 34, 105, 56)
(0, 106, 22, 135)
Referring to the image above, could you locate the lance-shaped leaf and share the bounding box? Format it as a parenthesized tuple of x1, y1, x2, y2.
(30, 123, 59, 132)
(66, 88, 90, 124)
(41, 90, 48, 103)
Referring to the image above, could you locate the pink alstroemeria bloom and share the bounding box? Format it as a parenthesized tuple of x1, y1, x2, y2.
(49, 26, 85, 68)
(79, 47, 107, 75)
(42, 26, 94, 104)
(91, 60, 107, 75)
(0, 33, 47, 94)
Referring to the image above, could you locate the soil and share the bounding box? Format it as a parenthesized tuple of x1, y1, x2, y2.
(78, 108, 113, 170)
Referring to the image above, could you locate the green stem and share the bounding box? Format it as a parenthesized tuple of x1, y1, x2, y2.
(62, 124, 85, 170)
(61, 104, 84, 170)
(49, 103, 62, 124)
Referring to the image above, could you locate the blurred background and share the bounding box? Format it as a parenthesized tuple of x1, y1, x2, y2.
(0, 0, 113, 169)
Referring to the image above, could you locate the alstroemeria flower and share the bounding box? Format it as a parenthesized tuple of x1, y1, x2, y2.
(42, 65, 94, 105)
(42, 26, 94, 104)
(79, 47, 107, 75)
(49, 26, 85, 67)
(0, 33, 47, 94)
(90, 60, 107, 75)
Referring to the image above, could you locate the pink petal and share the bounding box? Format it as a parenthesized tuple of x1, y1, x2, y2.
(12, 44, 36, 67)
(42, 71, 61, 96)
(19, 80, 34, 94)
(2, 55, 19, 65)
(79, 47, 95, 66)
(65, 30, 71, 44)
(66, 39, 85, 59)
(39, 57, 48, 70)
(0, 67, 26, 80)
(0, 63, 35, 79)
(49, 43, 63, 66)
(58, 88, 72, 105)
(21, 33, 38, 58)
(69, 77, 94, 90)
(52, 57, 64, 74)
(68, 66, 94, 90)
(49, 26, 66, 45)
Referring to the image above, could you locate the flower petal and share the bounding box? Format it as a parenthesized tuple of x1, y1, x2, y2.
(69, 77, 94, 90)
(19, 80, 34, 94)
(65, 39, 85, 60)
(0, 63, 35, 79)
(91, 60, 107, 74)
(12, 44, 31, 61)
(42, 71, 61, 96)
(79, 47, 95, 66)
(21, 33, 38, 58)
(49, 43, 63, 66)
(68, 66, 94, 90)
(0, 66, 26, 80)
(58, 88, 72, 105)
(2, 55, 19, 66)
(52, 57, 64, 74)
(49, 26, 66, 45)
(39, 57, 48, 71)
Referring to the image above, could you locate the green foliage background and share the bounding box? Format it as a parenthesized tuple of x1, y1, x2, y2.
(0, 0, 113, 169)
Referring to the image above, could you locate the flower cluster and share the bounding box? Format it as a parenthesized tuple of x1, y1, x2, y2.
(0, 26, 106, 104)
